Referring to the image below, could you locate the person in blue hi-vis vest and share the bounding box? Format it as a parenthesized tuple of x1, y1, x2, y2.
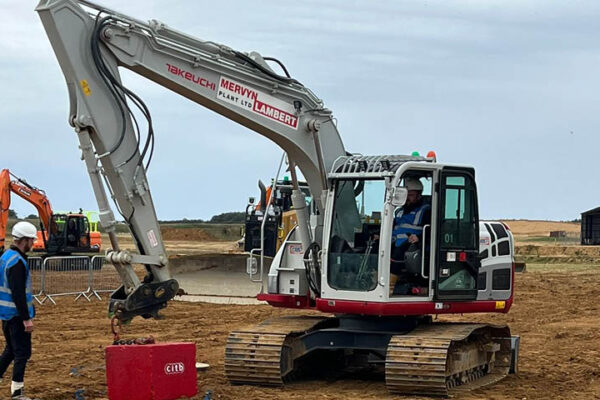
(390, 178, 431, 295)
(0, 221, 38, 400)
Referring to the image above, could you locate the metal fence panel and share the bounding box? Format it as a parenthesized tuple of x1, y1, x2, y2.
(42, 256, 92, 303)
(90, 256, 121, 298)
(27, 257, 44, 304)
(27, 257, 43, 293)
(90, 256, 151, 299)
(28, 255, 149, 304)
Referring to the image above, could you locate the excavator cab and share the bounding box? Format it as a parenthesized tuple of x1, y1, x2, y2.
(320, 158, 484, 305)
(43, 213, 99, 255)
(265, 155, 512, 314)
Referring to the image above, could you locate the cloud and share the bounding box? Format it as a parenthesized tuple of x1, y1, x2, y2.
(1, 0, 599, 221)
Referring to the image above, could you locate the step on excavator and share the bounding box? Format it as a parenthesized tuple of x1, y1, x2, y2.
(0, 169, 101, 255)
(36, 0, 519, 395)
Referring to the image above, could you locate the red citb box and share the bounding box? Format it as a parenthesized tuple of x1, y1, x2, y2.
(106, 342, 198, 400)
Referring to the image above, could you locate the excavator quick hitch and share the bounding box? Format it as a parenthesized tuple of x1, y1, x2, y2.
(109, 279, 179, 322)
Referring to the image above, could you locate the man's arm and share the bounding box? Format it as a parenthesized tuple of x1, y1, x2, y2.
(408, 207, 431, 244)
(7, 261, 31, 321)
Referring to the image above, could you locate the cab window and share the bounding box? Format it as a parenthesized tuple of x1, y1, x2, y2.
(327, 179, 385, 291)
(440, 176, 477, 250)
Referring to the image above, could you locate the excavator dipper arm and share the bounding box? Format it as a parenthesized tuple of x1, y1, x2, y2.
(36, 0, 348, 321)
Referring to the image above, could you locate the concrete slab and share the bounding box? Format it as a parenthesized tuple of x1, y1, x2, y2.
(170, 254, 271, 298)
(174, 294, 264, 305)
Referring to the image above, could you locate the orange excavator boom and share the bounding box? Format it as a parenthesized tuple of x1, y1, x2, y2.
(0, 169, 53, 251)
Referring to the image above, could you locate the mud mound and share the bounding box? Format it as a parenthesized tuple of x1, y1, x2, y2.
(514, 244, 600, 264)
(501, 220, 579, 236)
(516, 244, 600, 257)
(161, 227, 216, 241)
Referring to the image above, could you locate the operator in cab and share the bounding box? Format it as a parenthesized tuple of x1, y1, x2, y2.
(0, 222, 37, 400)
(390, 178, 431, 295)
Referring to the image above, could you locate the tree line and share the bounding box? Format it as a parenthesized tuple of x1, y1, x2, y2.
(8, 209, 245, 224)
(159, 211, 245, 224)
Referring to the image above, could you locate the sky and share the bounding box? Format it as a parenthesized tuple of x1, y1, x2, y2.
(1, 0, 599, 221)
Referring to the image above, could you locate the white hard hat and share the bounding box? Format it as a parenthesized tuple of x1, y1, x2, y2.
(403, 178, 423, 192)
(12, 221, 38, 239)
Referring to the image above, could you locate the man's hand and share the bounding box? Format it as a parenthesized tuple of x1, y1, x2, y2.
(23, 319, 34, 333)
(408, 234, 419, 244)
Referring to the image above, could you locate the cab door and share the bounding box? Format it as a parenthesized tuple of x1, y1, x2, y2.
(435, 168, 480, 300)
(79, 216, 91, 248)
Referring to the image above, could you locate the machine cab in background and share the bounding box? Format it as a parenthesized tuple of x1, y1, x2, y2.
(43, 213, 99, 255)
(321, 156, 483, 306)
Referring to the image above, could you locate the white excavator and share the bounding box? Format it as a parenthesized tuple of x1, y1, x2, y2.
(36, 0, 519, 395)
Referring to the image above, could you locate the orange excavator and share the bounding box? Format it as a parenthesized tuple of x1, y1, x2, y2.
(0, 169, 101, 255)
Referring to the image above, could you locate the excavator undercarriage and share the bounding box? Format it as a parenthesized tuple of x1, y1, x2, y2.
(225, 315, 516, 396)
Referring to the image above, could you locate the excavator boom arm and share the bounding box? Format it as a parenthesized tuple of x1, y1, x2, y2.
(0, 169, 10, 251)
(0, 169, 53, 251)
(36, 0, 348, 320)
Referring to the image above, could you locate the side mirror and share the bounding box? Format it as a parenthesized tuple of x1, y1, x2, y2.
(248, 197, 255, 204)
(391, 187, 408, 207)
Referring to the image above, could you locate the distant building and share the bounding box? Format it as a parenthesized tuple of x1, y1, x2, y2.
(581, 207, 600, 245)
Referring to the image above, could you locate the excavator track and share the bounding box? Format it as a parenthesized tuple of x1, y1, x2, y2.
(225, 315, 328, 386)
(385, 323, 512, 397)
(226, 317, 513, 396)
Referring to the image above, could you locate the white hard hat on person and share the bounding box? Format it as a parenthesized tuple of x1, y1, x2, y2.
(403, 178, 423, 192)
(12, 221, 38, 239)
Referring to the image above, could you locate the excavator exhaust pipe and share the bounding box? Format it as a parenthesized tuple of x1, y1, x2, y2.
(258, 180, 267, 213)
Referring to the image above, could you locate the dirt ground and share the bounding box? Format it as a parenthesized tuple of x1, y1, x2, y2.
(18, 262, 599, 400)
(17, 220, 598, 400)
(113, 232, 241, 256)
(161, 228, 217, 242)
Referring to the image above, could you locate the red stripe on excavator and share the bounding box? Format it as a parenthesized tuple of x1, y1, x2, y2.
(257, 293, 514, 315)
(314, 296, 513, 316)
(259, 263, 515, 315)
(257, 293, 313, 309)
